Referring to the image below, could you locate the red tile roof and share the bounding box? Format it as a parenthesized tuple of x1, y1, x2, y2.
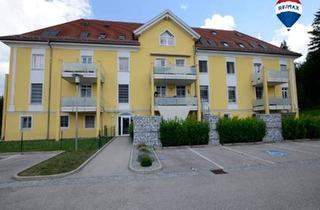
(0, 19, 301, 57)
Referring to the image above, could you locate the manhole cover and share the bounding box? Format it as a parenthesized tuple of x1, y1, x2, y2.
(210, 169, 227, 174)
(265, 150, 288, 157)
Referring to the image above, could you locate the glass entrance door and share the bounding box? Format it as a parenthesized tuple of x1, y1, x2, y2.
(118, 116, 131, 136)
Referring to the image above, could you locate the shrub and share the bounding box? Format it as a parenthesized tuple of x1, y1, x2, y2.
(138, 153, 153, 167)
(217, 117, 266, 144)
(137, 143, 147, 149)
(282, 116, 320, 140)
(129, 123, 134, 139)
(160, 119, 209, 147)
(139, 147, 151, 154)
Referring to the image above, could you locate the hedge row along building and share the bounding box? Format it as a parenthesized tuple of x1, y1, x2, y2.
(0, 10, 300, 140)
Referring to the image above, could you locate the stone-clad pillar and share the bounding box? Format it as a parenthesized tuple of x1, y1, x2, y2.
(133, 116, 161, 147)
(256, 114, 283, 142)
(203, 114, 220, 145)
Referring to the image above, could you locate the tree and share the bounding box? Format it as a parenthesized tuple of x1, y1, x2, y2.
(296, 8, 320, 109)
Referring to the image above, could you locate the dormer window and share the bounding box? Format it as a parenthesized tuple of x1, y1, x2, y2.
(160, 31, 175, 46)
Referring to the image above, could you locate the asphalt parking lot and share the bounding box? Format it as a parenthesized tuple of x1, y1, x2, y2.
(156, 140, 320, 175)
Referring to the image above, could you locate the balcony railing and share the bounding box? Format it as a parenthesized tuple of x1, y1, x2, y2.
(253, 97, 291, 110)
(61, 97, 104, 112)
(155, 96, 197, 106)
(154, 66, 197, 75)
(252, 70, 288, 86)
(62, 62, 104, 83)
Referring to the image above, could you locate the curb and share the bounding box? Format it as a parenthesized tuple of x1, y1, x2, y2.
(129, 146, 162, 173)
(13, 137, 116, 181)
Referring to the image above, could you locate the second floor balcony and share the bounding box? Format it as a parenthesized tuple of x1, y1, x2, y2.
(62, 62, 104, 83)
(61, 96, 104, 112)
(252, 70, 288, 86)
(153, 66, 197, 84)
(155, 96, 197, 107)
(253, 97, 291, 111)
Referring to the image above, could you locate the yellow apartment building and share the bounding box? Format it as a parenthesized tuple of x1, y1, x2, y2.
(0, 10, 300, 141)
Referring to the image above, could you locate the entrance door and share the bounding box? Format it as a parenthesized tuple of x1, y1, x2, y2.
(118, 116, 131, 136)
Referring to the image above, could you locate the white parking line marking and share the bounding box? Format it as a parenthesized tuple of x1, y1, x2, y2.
(274, 144, 320, 157)
(188, 148, 225, 169)
(293, 142, 320, 148)
(222, 146, 276, 165)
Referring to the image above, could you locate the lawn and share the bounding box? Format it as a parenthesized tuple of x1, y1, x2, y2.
(300, 107, 320, 117)
(0, 137, 112, 176)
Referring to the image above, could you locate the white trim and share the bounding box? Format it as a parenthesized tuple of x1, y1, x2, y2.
(133, 9, 200, 39)
(253, 57, 262, 64)
(60, 114, 70, 129)
(280, 58, 288, 66)
(159, 30, 176, 47)
(196, 50, 300, 59)
(118, 115, 132, 136)
(84, 114, 96, 129)
(174, 57, 186, 66)
(19, 115, 33, 130)
(9, 47, 17, 111)
(226, 57, 238, 109)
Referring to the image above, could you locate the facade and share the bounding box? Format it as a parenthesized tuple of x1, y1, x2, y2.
(0, 10, 300, 141)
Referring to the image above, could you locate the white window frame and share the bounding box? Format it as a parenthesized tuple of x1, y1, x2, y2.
(228, 86, 237, 103)
(84, 115, 95, 129)
(60, 115, 70, 129)
(282, 87, 289, 99)
(199, 60, 208, 73)
(81, 55, 93, 64)
(226, 61, 235, 74)
(155, 58, 166, 67)
(256, 87, 263, 100)
(200, 85, 209, 102)
(156, 85, 166, 97)
(176, 85, 186, 98)
(175, 58, 185, 67)
(31, 54, 44, 70)
(20, 115, 32, 130)
(280, 64, 288, 71)
(80, 84, 92, 98)
(119, 57, 129, 72)
(253, 63, 262, 74)
(118, 84, 129, 104)
(160, 30, 175, 46)
(30, 83, 43, 104)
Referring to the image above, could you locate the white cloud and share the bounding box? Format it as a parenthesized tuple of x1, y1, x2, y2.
(270, 23, 312, 63)
(180, 3, 189, 10)
(0, 0, 92, 95)
(201, 14, 236, 30)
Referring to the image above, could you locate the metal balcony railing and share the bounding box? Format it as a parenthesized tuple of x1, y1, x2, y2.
(61, 96, 104, 112)
(62, 63, 97, 74)
(252, 70, 288, 86)
(155, 97, 197, 106)
(154, 66, 196, 75)
(253, 97, 291, 110)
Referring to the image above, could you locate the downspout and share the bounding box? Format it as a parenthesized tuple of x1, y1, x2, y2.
(46, 40, 53, 140)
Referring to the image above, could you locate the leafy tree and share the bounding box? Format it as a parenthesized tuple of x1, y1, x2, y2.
(308, 9, 320, 56)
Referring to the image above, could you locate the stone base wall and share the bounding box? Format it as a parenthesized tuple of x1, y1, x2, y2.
(256, 114, 283, 142)
(133, 116, 162, 147)
(203, 115, 220, 145)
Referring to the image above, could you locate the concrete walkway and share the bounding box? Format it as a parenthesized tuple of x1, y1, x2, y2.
(76, 136, 132, 177)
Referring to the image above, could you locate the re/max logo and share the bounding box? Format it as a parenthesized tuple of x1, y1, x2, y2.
(278, 4, 300, 11)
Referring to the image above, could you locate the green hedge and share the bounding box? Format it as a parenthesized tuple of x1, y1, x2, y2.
(128, 123, 133, 139)
(282, 117, 320, 140)
(160, 119, 209, 147)
(217, 117, 266, 144)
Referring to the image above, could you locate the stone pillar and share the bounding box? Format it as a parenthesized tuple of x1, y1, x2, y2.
(203, 114, 219, 145)
(256, 114, 283, 142)
(133, 116, 161, 147)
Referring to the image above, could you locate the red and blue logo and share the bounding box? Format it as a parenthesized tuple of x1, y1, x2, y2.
(275, 0, 302, 30)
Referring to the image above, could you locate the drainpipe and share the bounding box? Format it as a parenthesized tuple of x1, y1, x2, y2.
(46, 41, 53, 140)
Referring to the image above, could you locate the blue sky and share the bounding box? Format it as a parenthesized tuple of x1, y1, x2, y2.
(90, 0, 319, 40)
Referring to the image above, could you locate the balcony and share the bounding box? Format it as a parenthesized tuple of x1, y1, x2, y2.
(253, 97, 291, 111)
(61, 97, 104, 112)
(252, 70, 288, 86)
(154, 66, 197, 84)
(62, 63, 104, 83)
(155, 96, 197, 107)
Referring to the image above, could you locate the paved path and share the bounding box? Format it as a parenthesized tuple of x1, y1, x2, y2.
(76, 136, 132, 177)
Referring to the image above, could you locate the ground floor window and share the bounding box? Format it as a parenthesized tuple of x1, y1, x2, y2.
(21, 116, 32, 129)
(60, 115, 69, 128)
(256, 87, 263, 100)
(85, 115, 95, 128)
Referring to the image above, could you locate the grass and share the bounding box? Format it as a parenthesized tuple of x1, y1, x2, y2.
(0, 137, 112, 176)
(300, 107, 320, 117)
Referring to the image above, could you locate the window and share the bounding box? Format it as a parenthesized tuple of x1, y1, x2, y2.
(227, 62, 235, 74)
(21, 116, 32, 129)
(228, 86, 237, 103)
(119, 57, 129, 72)
(155, 58, 166, 67)
(175, 59, 185, 67)
(256, 87, 263, 100)
(118, 84, 129, 103)
(282, 87, 289, 99)
(85, 115, 95, 128)
(31, 54, 44, 70)
(254, 63, 262, 74)
(160, 31, 175, 46)
(238, 43, 245, 48)
(60, 116, 69, 128)
(176, 86, 186, 97)
(118, 35, 126, 40)
(199, 60, 208, 73)
(81, 56, 92, 64)
(280, 64, 287, 71)
(30, 83, 43, 104)
(156, 86, 166, 97)
(222, 42, 229, 47)
(81, 84, 92, 97)
(200, 86, 209, 102)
